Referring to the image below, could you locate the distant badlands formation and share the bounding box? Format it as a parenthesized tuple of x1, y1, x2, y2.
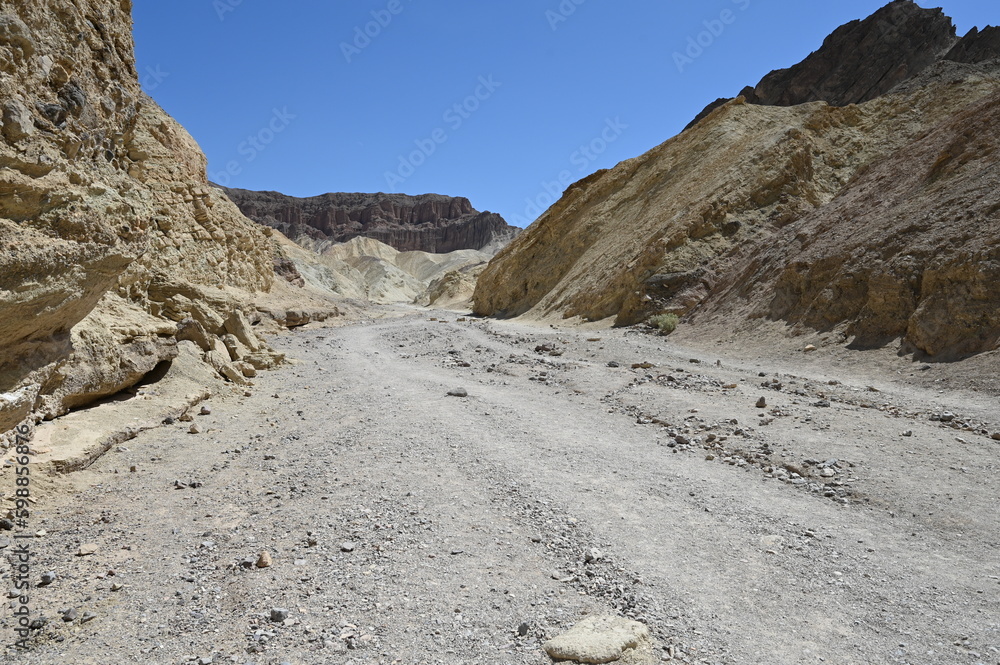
(1, 0, 998, 443)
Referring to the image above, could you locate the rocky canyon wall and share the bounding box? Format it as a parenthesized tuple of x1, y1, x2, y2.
(475, 2, 1000, 359)
(0, 0, 317, 445)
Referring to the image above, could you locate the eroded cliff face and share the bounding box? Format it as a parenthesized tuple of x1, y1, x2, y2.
(221, 187, 518, 254)
(474, 19, 1000, 358)
(0, 0, 302, 443)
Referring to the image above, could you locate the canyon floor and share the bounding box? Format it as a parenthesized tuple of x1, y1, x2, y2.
(2, 307, 999, 665)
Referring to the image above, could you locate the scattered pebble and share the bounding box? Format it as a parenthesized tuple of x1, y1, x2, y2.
(255, 551, 273, 568)
(447, 388, 468, 398)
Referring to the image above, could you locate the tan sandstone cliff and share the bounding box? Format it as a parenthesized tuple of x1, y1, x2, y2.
(474, 9, 1000, 359)
(0, 1, 332, 447)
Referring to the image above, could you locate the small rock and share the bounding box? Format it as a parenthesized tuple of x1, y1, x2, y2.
(813, 399, 832, 408)
(162, 416, 176, 425)
(517, 622, 530, 637)
(110, 583, 123, 592)
(81, 611, 97, 623)
(584, 548, 603, 563)
(543, 616, 652, 664)
(804, 345, 817, 352)
(199, 406, 212, 416)
(902, 430, 913, 437)
(992, 433, 1000, 441)
(819, 468, 836, 478)
(255, 551, 273, 568)
(340, 541, 356, 553)
(29, 617, 48, 630)
(674, 435, 690, 446)
(39, 571, 57, 587)
(77, 543, 98, 556)
(188, 423, 202, 435)
(447, 388, 468, 398)
(607, 361, 620, 368)
(705, 454, 716, 461)
(270, 608, 290, 623)
(756, 397, 767, 409)
(0, 518, 14, 531)
(61, 608, 78, 622)
(940, 412, 955, 422)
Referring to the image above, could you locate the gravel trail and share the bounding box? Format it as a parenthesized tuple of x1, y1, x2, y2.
(3, 310, 999, 664)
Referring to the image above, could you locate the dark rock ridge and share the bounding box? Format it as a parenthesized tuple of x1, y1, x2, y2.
(219, 187, 518, 254)
(686, 0, 1000, 129)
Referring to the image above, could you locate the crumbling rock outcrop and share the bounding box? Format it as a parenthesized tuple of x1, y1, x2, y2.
(220, 187, 518, 254)
(686, 1, 1000, 129)
(475, 3, 1000, 359)
(0, 0, 316, 446)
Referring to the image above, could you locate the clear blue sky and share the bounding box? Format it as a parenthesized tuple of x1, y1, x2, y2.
(132, 1, 993, 228)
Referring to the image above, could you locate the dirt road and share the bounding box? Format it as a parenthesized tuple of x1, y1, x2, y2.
(3, 309, 999, 664)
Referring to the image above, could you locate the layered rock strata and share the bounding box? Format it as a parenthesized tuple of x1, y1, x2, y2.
(221, 187, 518, 254)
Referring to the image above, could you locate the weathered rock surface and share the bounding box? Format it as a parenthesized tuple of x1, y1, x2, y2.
(220, 187, 519, 254)
(686, 1, 1000, 128)
(0, 0, 329, 447)
(474, 4, 1000, 359)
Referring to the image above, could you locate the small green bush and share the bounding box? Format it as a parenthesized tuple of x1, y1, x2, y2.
(648, 313, 679, 335)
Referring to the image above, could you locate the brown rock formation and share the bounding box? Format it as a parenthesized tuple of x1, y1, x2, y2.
(0, 0, 323, 445)
(220, 187, 518, 254)
(474, 45, 1000, 357)
(686, 0, 1000, 129)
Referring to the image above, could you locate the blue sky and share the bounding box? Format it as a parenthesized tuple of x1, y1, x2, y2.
(132, 1, 993, 228)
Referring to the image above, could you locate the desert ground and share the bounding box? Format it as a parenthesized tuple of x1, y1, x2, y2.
(2, 305, 998, 665)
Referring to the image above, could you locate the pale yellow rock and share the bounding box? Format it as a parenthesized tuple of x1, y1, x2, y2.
(222, 334, 249, 362)
(224, 310, 261, 352)
(542, 616, 654, 664)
